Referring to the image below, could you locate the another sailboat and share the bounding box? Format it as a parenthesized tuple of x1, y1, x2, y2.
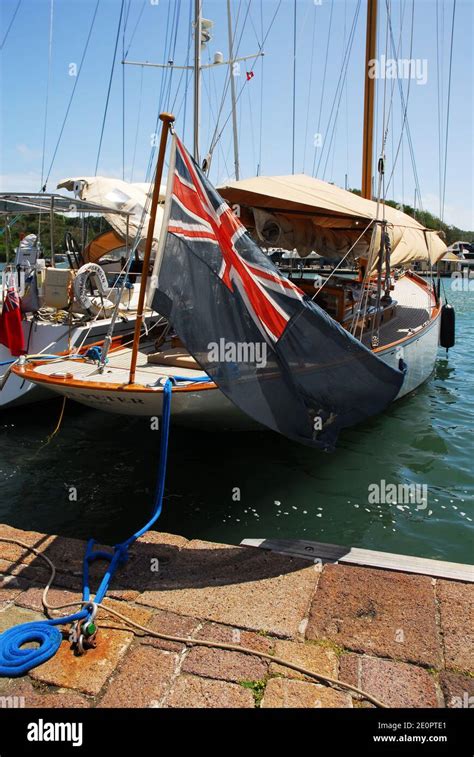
(0, 191, 161, 408)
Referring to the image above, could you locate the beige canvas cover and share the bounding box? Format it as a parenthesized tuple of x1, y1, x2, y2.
(218, 174, 447, 266)
(57, 177, 166, 253)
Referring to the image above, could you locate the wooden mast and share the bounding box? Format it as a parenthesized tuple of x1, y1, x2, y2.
(361, 0, 378, 199)
(128, 112, 175, 385)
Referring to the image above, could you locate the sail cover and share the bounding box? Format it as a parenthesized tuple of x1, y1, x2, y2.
(148, 134, 405, 450)
(218, 174, 447, 265)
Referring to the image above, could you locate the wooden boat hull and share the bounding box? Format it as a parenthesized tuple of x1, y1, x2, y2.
(11, 311, 441, 425)
(0, 313, 160, 409)
(11, 273, 442, 429)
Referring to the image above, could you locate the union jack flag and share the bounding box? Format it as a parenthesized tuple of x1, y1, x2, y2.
(157, 135, 305, 345)
(149, 133, 404, 450)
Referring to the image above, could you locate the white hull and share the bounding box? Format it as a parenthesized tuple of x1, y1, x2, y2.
(0, 314, 158, 409)
(20, 311, 441, 426)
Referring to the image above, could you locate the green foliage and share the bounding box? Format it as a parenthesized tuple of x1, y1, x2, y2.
(349, 189, 473, 246)
(0, 215, 112, 262)
(240, 679, 267, 707)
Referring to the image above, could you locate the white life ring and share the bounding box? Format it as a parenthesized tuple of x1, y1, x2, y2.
(73, 263, 115, 316)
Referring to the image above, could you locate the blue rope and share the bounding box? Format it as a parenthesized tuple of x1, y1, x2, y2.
(0, 379, 173, 677)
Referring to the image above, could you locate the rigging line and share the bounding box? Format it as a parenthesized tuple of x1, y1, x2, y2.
(247, 80, 256, 172)
(208, 0, 283, 159)
(436, 1, 443, 220)
(170, 0, 193, 113)
(207, 0, 251, 159)
(248, 0, 263, 47)
(122, 0, 130, 181)
(292, 0, 297, 174)
(302, 2, 317, 173)
(175, 0, 193, 128)
(344, 0, 349, 184)
(441, 0, 456, 224)
(383, 0, 420, 206)
(311, 0, 334, 177)
(146, 0, 181, 181)
(385, 13, 421, 212)
(318, 0, 361, 179)
(145, 0, 177, 182)
(257, 0, 264, 175)
(380, 0, 408, 159)
(123, 0, 146, 59)
(162, 0, 181, 113)
(43, 0, 100, 187)
(0, 0, 22, 51)
(130, 65, 144, 182)
(327, 0, 350, 182)
(40, 0, 54, 193)
(95, 0, 126, 176)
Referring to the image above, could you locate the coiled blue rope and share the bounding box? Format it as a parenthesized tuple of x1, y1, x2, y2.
(0, 379, 173, 677)
(0, 609, 88, 678)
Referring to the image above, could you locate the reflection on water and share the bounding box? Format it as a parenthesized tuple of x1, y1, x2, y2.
(0, 291, 472, 564)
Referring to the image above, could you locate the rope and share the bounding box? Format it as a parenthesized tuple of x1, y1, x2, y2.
(0, 378, 387, 706)
(43, 0, 101, 189)
(40, 0, 54, 193)
(33, 397, 67, 457)
(0, 0, 22, 51)
(0, 529, 387, 707)
(441, 0, 457, 223)
(95, 0, 126, 175)
(0, 379, 173, 676)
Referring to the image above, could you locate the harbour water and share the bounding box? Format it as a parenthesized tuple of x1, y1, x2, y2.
(0, 287, 472, 564)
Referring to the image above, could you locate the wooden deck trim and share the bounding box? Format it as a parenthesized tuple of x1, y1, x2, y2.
(240, 538, 474, 582)
(11, 361, 217, 393)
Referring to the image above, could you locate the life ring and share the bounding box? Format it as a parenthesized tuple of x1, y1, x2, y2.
(73, 263, 115, 316)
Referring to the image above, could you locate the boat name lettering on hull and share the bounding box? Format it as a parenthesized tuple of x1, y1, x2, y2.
(64, 392, 145, 405)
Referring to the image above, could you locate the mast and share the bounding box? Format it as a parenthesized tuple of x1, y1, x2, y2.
(361, 0, 377, 199)
(128, 113, 175, 386)
(226, 0, 240, 179)
(193, 0, 202, 163)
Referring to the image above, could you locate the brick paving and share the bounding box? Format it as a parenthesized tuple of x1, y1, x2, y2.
(0, 523, 472, 709)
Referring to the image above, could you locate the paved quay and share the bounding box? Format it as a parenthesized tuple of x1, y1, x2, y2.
(0, 523, 472, 708)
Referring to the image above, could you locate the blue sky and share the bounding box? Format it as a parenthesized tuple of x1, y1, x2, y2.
(1, 0, 472, 229)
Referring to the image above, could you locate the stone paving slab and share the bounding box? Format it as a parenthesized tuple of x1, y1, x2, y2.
(194, 621, 275, 654)
(439, 671, 474, 708)
(181, 645, 268, 683)
(98, 645, 179, 707)
(30, 628, 133, 696)
(261, 677, 353, 708)
(139, 608, 201, 653)
(0, 678, 91, 708)
(436, 579, 474, 673)
(339, 652, 441, 708)
(270, 640, 338, 681)
(164, 673, 255, 708)
(306, 564, 442, 667)
(137, 538, 320, 638)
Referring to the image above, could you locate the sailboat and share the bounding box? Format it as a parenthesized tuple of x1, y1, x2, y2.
(0, 191, 163, 409)
(11, 0, 454, 449)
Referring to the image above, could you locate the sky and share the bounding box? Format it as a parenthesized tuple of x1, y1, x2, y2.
(0, 0, 473, 230)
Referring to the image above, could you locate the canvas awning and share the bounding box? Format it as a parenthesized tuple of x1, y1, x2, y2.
(57, 177, 166, 252)
(218, 174, 447, 266)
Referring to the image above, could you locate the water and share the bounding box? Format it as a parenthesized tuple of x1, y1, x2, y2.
(0, 288, 472, 564)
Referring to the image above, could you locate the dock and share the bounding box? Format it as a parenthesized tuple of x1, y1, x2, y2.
(0, 523, 472, 709)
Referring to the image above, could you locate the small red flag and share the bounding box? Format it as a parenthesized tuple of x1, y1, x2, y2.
(0, 287, 26, 356)
(246, 70, 254, 81)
